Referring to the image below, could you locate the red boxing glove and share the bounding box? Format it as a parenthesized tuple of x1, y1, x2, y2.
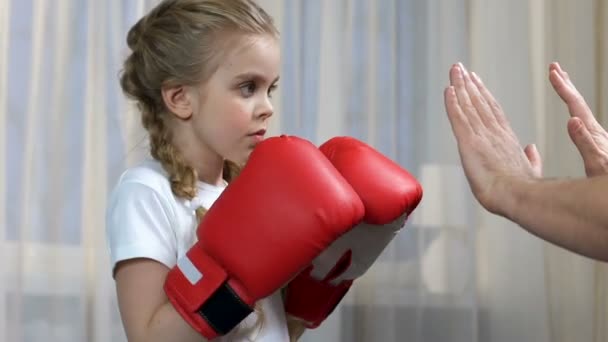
(164, 135, 365, 339)
(284, 136, 423, 328)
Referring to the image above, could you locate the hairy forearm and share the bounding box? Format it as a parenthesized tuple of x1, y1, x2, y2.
(133, 301, 207, 342)
(499, 175, 608, 261)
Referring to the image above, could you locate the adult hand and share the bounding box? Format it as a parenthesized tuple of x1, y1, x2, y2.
(444, 63, 542, 215)
(549, 62, 608, 177)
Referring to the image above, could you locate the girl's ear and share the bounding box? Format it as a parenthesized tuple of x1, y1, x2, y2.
(161, 84, 193, 120)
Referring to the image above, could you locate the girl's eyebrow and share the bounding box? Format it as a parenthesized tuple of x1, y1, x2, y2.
(234, 72, 280, 84)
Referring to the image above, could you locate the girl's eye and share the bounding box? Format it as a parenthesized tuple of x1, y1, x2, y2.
(268, 84, 278, 98)
(240, 82, 256, 97)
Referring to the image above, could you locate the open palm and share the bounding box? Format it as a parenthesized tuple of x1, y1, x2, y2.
(444, 64, 542, 215)
(549, 62, 608, 177)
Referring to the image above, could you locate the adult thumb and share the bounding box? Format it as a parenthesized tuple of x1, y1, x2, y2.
(567, 117, 598, 160)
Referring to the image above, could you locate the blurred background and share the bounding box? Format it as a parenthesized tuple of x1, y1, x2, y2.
(1, 0, 607, 341)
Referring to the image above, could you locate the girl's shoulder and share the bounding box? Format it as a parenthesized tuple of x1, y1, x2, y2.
(107, 159, 181, 214)
(115, 159, 171, 192)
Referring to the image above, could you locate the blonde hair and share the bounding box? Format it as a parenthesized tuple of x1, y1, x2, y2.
(119, 0, 304, 340)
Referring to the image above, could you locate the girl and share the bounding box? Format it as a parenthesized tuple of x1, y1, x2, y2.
(106, 0, 305, 340)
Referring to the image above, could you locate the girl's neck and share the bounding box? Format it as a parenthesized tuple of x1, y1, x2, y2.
(171, 128, 225, 187)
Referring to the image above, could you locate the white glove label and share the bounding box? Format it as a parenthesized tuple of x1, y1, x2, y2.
(178, 256, 203, 284)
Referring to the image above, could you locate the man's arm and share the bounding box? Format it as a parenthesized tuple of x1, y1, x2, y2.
(500, 176, 608, 261)
(444, 62, 608, 262)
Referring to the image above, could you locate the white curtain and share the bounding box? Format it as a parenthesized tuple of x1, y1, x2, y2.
(1, 0, 606, 341)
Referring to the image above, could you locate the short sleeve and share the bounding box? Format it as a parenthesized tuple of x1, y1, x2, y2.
(105, 181, 178, 275)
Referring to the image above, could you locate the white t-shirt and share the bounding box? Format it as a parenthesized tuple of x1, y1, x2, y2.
(105, 159, 289, 342)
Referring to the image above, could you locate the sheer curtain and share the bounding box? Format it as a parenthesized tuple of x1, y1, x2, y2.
(1, 0, 606, 341)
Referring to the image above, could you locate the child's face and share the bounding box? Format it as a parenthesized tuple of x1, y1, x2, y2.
(190, 34, 280, 166)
